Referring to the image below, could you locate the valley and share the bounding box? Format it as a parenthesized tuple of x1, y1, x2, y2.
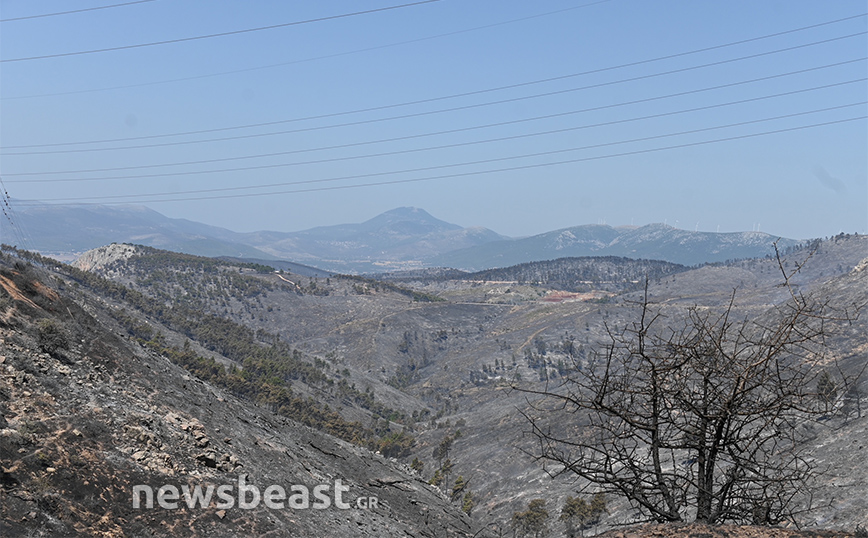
(1, 233, 866, 536)
(3, 2, 864, 535)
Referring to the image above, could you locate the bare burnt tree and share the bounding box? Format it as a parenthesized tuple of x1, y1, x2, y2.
(518, 253, 859, 525)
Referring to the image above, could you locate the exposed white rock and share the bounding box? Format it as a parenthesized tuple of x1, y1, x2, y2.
(72, 244, 140, 272)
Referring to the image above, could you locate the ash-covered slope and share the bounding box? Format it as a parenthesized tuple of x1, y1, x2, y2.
(20, 236, 865, 535)
(360, 236, 868, 531)
(0, 252, 484, 537)
(433, 256, 688, 293)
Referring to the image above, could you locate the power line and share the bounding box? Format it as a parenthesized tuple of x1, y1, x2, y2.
(0, 0, 157, 23)
(1, 0, 610, 100)
(21, 103, 866, 201)
(3, 13, 864, 149)
(0, 178, 30, 250)
(0, 193, 19, 245)
(18, 116, 865, 206)
(8, 76, 865, 180)
(0, 0, 440, 63)
(8, 56, 863, 159)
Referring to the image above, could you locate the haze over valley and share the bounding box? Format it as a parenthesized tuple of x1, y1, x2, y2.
(14, 204, 804, 272)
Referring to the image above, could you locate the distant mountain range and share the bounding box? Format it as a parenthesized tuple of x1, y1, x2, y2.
(429, 223, 802, 269)
(11, 204, 275, 260)
(11, 203, 802, 271)
(232, 206, 507, 272)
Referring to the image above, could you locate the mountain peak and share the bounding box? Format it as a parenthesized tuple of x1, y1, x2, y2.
(358, 207, 463, 236)
(381, 206, 431, 218)
(363, 207, 459, 229)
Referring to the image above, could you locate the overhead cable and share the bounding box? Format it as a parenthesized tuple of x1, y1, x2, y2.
(1, 0, 610, 100)
(20, 103, 866, 199)
(0, 178, 30, 250)
(7, 57, 864, 159)
(18, 116, 865, 206)
(0, 1, 157, 23)
(3, 14, 864, 149)
(7, 77, 865, 180)
(0, 0, 440, 63)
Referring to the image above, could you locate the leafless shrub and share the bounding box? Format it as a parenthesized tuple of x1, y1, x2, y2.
(517, 248, 860, 525)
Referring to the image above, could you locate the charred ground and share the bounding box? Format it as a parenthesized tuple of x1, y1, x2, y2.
(1, 233, 866, 536)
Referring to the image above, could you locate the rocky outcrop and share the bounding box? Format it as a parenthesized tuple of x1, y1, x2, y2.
(72, 243, 139, 272)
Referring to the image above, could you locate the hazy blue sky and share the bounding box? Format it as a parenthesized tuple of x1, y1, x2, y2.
(1, 0, 865, 239)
